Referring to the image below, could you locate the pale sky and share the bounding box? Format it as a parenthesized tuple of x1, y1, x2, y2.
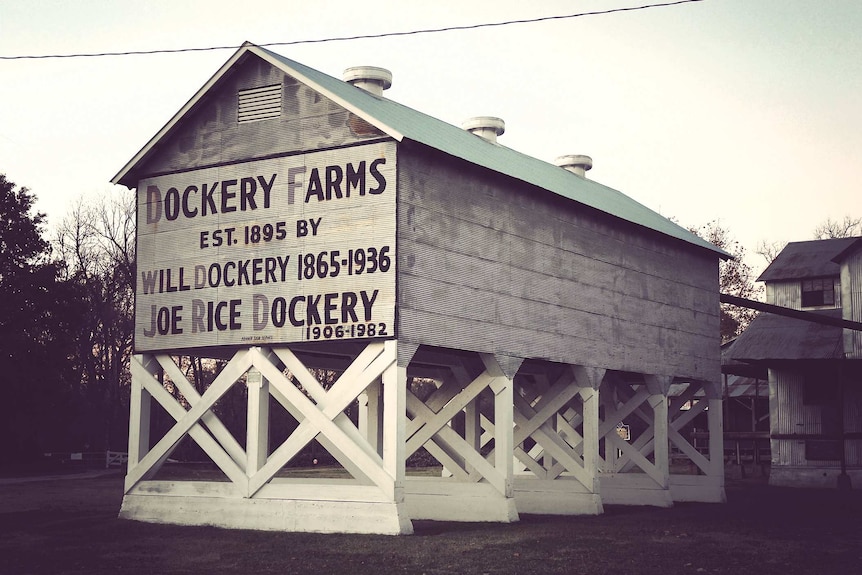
(2, 0, 860, 274)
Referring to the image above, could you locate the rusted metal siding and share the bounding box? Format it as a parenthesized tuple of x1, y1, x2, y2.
(764, 243, 862, 477)
(396, 147, 721, 381)
(136, 57, 386, 179)
(769, 367, 862, 468)
(769, 369, 805, 466)
(841, 248, 862, 358)
(846, 382, 862, 434)
(845, 384, 862, 466)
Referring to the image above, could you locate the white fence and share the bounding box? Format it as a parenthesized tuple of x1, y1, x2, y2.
(43, 451, 128, 469)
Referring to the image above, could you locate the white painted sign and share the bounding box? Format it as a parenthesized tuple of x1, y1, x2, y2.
(135, 142, 396, 352)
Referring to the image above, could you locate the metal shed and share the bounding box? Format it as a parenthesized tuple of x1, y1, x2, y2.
(726, 237, 862, 489)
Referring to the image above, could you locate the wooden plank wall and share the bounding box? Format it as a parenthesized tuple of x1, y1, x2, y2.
(138, 57, 387, 177)
(396, 144, 720, 381)
(766, 278, 842, 310)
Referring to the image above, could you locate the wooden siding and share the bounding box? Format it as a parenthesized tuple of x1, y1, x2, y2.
(136, 56, 387, 178)
(766, 281, 800, 308)
(766, 278, 841, 309)
(396, 146, 720, 380)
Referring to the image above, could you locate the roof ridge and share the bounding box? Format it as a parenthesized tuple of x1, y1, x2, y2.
(113, 42, 728, 258)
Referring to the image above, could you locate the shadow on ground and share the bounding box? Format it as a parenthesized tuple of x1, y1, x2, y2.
(1, 472, 860, 575)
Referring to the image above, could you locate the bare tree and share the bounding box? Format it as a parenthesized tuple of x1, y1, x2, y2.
(755, 239, 785, 266)
(53, 190, 136, 451)
(756, 216, 860, 267)
(812, 216, 862, 239)
(689, 220, 763, 342)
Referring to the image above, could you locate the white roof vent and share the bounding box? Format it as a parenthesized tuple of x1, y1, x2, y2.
(462, 116, 505, 143)
(343, 66, 392, 96)
(237, 84, 282, 123)
(555, 154, 593, 178)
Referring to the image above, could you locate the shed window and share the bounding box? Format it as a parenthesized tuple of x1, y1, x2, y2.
(801, 277, 835, 307)
(803, 372, 838, 406)
(238, 84, 282, 123)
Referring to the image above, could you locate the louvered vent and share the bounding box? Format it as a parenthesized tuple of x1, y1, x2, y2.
(237, 84, 282, 123)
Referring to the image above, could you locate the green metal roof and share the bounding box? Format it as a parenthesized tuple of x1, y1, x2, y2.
(256, 46, 725, 258)
(114, 43, 727, 258)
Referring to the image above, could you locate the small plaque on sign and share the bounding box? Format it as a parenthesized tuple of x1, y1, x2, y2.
(616, 423, 631, 441)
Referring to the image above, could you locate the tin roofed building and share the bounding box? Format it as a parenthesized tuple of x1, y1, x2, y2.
(726, 237, 862, 488)
(113, 43, 728, 534)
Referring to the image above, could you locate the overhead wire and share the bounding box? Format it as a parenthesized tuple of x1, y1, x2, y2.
(0, 0, 705, 61)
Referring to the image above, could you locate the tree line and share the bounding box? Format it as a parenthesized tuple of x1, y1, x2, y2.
(0, 175, 134, 463)
(0, 172, 859, 464)
(690, 215, 862, 342)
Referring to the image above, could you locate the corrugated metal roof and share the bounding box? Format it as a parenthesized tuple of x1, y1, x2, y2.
(724, 375, 768, 398)
(113, 43, 727, 258)
(721, 339, 768, 378)
(668, 375, 765, 398)
(757, 237, 859, 282)
(725, 309, 845, 362)
(832, 237, 862, 263)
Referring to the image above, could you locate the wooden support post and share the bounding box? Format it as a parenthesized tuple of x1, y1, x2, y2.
(599, 380, 619, 472)
(358, 392, 369, 440)
(708, 396, 725, 483)
(367, 379, 383, 456)
(542, 416, 555, 470)
(574, 366, 604, 491)
(579, 386, 600, 494)
(246, 368, 269, 477)
(493, 374, 514, 498)
(465, 396, 481, 476)
(127, 355, 153, 473)
(649, 394, 670, 489)
(481, 353, 518, 499)
(382, 340, 406, 501)
(359, 381, 383, 457)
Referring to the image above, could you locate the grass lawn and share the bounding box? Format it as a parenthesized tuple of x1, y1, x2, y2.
(1, 471, 861, 575)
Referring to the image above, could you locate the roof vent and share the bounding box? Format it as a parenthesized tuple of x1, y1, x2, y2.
(237, 84, 282, 123)
(555, 154, 593, 178)
(462, 116, 505, 143)
(343, 66, 392, 96)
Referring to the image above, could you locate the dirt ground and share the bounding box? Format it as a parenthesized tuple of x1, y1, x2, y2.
(1, 472, 860, 575)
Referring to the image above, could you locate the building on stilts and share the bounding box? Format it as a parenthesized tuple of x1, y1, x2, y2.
(112, 43, 729, 534)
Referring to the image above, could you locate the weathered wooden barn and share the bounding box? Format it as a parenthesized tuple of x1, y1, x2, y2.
(726, 237, 862, 488)
(112, 42, 728, 534)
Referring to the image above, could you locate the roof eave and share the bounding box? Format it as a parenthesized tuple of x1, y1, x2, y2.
(249, 45, 405, 143)
(111, 43, 256, 188)
(107, 43, 729, 260)
(111, 42, 405, 189)
(831, 237, 862, 263)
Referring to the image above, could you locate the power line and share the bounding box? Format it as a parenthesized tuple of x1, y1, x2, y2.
(1, 0, 705, 61)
